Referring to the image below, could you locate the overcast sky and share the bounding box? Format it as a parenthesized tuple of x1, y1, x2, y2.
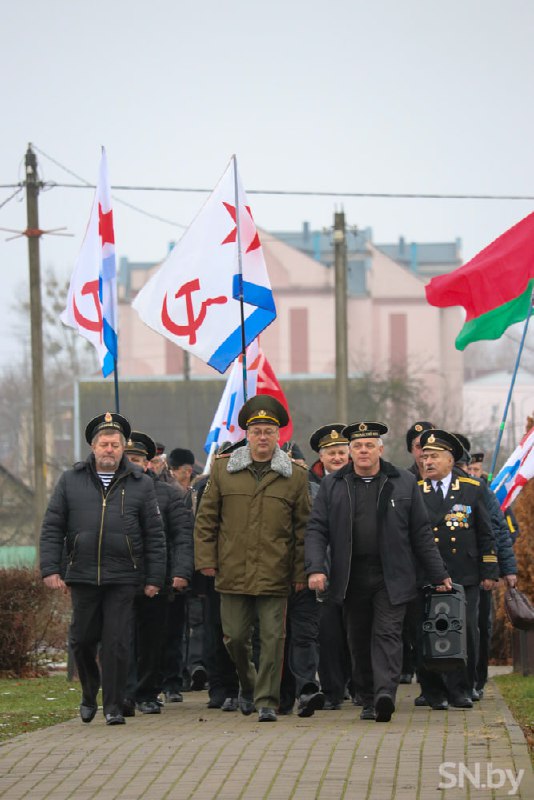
(2, 0, 534, 369)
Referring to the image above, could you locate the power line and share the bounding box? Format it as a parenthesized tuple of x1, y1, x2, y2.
(32, 145, 186, 229)
(0, 185, 24, 210)
(7, 145, 534, 207)
(34, 181, 534, 202)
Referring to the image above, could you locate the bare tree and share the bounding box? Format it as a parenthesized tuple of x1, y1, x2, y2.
(0, 268, 98, 485)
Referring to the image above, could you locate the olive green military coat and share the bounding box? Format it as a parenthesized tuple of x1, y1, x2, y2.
(194, 443, 310, 596)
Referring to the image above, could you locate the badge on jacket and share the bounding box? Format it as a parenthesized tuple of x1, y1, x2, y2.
(445, 504, 471, 529)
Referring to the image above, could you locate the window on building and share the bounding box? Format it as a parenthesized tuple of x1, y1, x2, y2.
(290, 309, 309, 374)
(389, 313, 407, 373)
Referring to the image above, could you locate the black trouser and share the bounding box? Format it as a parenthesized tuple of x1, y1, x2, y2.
(417, 584, 480, 704)
(401, 598, 419, 676)
(69, 583, 137, 717)
(132, 592, 169, 702)
(162, 592, 187, 693)
(318, 600, 351, 705)
(279, 588, 320, 710)
(476, 588, 493, 691)
(344, 567, 406, 707)
(203, 580, 239, 704)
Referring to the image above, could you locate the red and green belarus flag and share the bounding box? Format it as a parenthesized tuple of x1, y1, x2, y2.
(425, 212, 534, 350)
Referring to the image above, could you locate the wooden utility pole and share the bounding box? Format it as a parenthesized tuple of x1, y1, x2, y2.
(334, 210, 348, 422)
(25, 144, 47, 553)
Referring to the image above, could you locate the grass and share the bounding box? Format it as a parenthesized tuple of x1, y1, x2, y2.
(493, 672, 534, 753)
(0, 674, 82, 742)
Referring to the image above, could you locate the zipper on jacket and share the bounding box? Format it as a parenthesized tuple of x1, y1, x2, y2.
(96, 474, 128, 585)
(69, 534, 79, 565)
(342, 476, 353, 600)
(126, 535, 137, 569)
(121, 488, 125, 517)
(97, 494, 106, 586)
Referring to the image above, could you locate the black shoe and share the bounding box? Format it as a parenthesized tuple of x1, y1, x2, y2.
(122, 699, 136, 717)
(431, 699, 448, 711)
(323, 699, 342, 711)
(471, 688, 480, 702)
(477, 688, 484, 699)
(105, 713, 125, 725)
(375, 693, 395, 722)
(207, 698, 223, 709)
(238, 692, 255, 716)
(278, 704, 294, 715)
(258, 707, 277, 722)
(221, 697, 239, 712)
(191, 666, 208, 691)
(136, 700, 161, 714)
(451, 696, 473, 709)
(414, 694, 429, 707)
(80, 703, 97, 723)
(399, 673, 413, 684)
(297, 690, 325, 718)
(360, 706, 376, 720)
(165, 691, 183, 703)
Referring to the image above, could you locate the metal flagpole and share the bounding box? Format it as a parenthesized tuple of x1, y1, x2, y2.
(233, 154, 248, 401)
(113, 358, 120, 413)
(488, 292, 534, 481)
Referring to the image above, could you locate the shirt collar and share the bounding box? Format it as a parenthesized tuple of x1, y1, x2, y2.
(431, 472, 452, 495)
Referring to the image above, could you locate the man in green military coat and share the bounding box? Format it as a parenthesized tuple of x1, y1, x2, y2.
(194, 394, 311, 722)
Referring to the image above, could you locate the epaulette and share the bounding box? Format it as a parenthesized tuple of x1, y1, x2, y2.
(215, 453, 231, 459)
(417, 479, 425, 486)
(292, 460, 308, 470)
(458, 476, 481, 486)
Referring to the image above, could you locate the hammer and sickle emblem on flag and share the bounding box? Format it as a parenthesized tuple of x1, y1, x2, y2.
(161, 278, 228, 345)
(72, 280, 103, 341)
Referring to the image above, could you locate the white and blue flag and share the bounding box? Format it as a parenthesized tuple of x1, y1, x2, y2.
(61, 147, 118, 377)
(132, 157, 276, 374)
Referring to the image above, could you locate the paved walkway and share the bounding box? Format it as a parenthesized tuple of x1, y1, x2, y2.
(0, 671, 532, 799)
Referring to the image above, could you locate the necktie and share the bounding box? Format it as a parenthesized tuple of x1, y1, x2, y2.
(436, 480, 444, 499)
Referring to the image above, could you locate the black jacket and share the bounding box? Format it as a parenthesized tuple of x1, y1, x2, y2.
(152, 473, 194, 585)
(40, 454, 166, 588)
(480, 478, 517, 577)
(305, 459, 448, 606)
(418, 468, 498, 585)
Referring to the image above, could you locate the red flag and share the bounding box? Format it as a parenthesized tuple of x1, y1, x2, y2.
(425, 212, 534, 349)
(256, 351, 293, 445)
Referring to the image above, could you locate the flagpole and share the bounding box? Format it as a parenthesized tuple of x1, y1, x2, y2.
(488, 293, 534, 481)
(233, 154, 248, 401)
(113, 359, 120, 413)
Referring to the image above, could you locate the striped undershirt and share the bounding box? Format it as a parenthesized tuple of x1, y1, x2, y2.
(97, 472, 115, 491)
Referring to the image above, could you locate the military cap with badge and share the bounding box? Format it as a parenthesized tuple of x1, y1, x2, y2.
(309, 423, 349, 453)
(85, 411, 131, 444)
(419, 428, 464, 462)
(237, 394, 289, 429)
(406, 421, 435, 452)
(124, 431, 157, 461)
(342, 421, 388, 440)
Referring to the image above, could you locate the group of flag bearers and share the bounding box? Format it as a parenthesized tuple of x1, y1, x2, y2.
(44, 147, 529, 725)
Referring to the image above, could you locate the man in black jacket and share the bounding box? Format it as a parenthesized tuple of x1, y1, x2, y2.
(40, 412, 166, 726)
(305, 421, 451, 723)
(123, 431, 194, 715)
